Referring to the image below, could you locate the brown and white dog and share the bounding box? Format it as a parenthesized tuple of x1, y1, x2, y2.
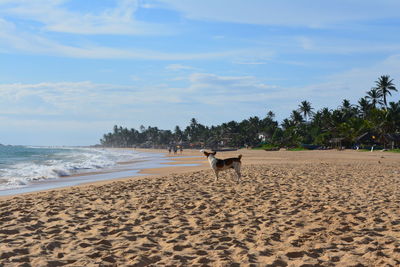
(202, 150, 242, 182)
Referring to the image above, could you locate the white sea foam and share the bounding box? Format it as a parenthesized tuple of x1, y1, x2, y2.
(0, 148, 146, 190)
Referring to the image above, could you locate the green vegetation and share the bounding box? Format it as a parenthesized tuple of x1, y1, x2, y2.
(100, 75, 399, 149)
(253, 144, 280, 150)
(287, 147, 309, 151)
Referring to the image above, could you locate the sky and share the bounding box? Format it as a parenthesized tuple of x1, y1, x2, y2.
(0, 0, 400, 146)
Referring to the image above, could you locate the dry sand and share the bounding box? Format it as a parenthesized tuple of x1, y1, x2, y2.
(1, 149, 400, 266)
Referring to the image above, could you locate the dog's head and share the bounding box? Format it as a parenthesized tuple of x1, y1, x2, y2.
(202, 150, 216, 158)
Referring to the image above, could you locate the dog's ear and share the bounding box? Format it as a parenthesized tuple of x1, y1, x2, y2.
(212, 151, 217, 155)
(203, 151, 209, 157)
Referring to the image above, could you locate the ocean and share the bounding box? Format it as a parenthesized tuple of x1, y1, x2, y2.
(0, 145, 167, 195)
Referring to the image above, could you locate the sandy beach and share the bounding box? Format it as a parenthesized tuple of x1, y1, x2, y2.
(1, 149, 400, 266)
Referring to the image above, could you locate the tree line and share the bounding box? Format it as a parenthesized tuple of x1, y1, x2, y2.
(100, 75, 399, 149)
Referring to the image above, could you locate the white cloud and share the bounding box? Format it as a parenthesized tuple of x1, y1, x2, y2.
(285, 54, 400, 112)
(165, 64, 196, 71)
(0, 74, 279, 122)
(297, 36, 314, 50)
(1, 53, 399, 145)
(175, 54, 400, 115)
(0, 81, 188, 119)
(1, 60, 398, 115)
(0, 0, 169, 35)
(324, 54, 400, 94)
(295, 36, 400, 55)
(0, 0, 399, 60)
(0, 20, 244, 59)
(159, 0, 400, 28)
(185, 73, 283, 103)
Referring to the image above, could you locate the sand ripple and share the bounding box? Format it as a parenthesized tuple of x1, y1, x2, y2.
(1, 161, 400, 266)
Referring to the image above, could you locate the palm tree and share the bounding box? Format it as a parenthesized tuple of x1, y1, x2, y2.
(365, 88, 383, 108)
(266, 110, 275, 119)
(298, 100, 313, 121)
(375, 75, 397, 108)
(174, 125, 183, 142)
(290, 110, 304, 125)
(340, 99, 352, 110)
(338, 99, 357, 121)
(357, 97, 371, 118)
(281, 118, 294, 130)
(384, 101, 400, 133)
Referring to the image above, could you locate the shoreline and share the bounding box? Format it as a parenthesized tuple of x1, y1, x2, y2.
(1, 148, 398, 199)
(0, 149, 207, 199)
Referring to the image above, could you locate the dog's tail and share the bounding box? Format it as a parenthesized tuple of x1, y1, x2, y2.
(238, 154, 242, 160)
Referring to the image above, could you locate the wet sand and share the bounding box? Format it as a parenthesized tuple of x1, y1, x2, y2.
(1, 149, 399, 266)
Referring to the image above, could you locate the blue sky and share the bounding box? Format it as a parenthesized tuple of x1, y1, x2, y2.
(1, 0, 400, 146)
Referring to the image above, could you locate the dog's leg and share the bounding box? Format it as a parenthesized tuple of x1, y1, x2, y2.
(214, 170, 219, 182)
(235, 164, 241, 183)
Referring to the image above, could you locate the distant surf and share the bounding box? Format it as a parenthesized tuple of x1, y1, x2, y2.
(0, 145, 156, 191)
